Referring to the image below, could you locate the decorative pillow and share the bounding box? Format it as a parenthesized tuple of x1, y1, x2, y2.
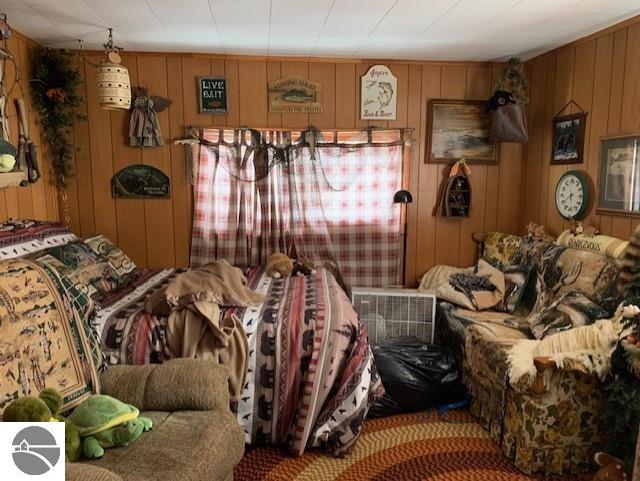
(0, 258, 99, 416)
(526, 290, 610, 339)
(0, 219, 77, 260)
(556, 229, 628, 259)
(84, 235, 137, 278)
(494, 265, 532, 314)
(419, 265, 473, 291)
(38, 241, 123, 302)
(436, 260, 505, 311)
(482, 232, 524, 268)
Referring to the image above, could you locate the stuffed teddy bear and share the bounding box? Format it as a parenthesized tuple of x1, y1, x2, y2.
(265, 253, 294, 278)
(292, 259, 317, 277)
(593, 452, 629, 481)
(526, 222, 552, 241)
(68, 394, 153, 459)
(3, 388, 82, 462)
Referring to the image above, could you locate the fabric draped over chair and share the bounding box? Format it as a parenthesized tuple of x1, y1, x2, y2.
(189, 127, 405, 288)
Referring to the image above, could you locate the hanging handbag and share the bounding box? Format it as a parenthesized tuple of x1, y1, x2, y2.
(491, 102, 528, 143)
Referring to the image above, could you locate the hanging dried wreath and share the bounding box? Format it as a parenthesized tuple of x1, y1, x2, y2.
(30, 46, 83, 186)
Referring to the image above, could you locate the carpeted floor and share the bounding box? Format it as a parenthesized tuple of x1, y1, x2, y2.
(234, 410, 593, 481)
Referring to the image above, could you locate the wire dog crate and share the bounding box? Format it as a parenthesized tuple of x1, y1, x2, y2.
(351, 288, 436, 345)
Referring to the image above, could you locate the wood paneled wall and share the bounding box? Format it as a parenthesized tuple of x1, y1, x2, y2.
(522, 16, 640, 240)
(63, 54, 525, 283)
(0, 32, 58, 222)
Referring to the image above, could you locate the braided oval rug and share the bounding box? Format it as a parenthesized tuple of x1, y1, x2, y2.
(234, 410, 593, 481)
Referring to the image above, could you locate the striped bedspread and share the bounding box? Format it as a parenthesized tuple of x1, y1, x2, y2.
(94, 266, 383, 456)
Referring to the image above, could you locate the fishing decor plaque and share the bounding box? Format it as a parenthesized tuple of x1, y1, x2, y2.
(112, 164, 170, 199)
(268, 76, 322, 113)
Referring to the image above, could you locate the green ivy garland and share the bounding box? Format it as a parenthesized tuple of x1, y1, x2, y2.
(30, 46, 83, 186)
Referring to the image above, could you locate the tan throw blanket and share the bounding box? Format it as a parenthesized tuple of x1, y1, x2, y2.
(145, 260, 265, 401)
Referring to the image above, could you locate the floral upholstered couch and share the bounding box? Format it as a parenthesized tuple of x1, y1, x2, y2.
(425, 230, 629, 475)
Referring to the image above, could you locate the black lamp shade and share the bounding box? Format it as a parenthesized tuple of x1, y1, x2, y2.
(393, 189, 413, 204)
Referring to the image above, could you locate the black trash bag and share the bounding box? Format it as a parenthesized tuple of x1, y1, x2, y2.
(369, 336, 465, 418)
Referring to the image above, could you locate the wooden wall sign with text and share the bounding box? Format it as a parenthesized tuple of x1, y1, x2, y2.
(198, 77, 227, 113)
(112, 164, 170, 199)
(361, 65, 397, 120)
(268, 76, 322, 113)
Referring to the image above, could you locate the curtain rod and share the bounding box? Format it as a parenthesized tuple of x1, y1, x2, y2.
(186, 125, 414, 133)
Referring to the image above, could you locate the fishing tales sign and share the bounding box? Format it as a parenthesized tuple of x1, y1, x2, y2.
(198, 77, 227, 113)
(361, 65, 397, 120)
(268, 76, 322, 113)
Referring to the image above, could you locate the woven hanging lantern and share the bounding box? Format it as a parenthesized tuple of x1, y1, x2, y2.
(96, 29, 131, 110)
(97, 62, 131, 110)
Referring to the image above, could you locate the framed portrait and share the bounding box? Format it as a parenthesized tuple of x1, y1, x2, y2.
(426, 99, 498, 164)
(596, 134, 640, 216)
(551, 112, 587, 164)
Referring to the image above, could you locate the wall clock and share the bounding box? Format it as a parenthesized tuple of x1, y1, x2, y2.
(555, 170, 589, 220)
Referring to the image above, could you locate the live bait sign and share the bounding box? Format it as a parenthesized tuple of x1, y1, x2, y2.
(198, 77, 227, 113)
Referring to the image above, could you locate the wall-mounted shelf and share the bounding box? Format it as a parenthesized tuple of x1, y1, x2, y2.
(0, 171, 27, 189)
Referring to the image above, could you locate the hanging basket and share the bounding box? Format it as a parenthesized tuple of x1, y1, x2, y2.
(97, 62, 131, 110)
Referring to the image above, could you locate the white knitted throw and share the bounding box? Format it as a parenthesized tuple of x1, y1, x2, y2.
(508, 303, 632, 387)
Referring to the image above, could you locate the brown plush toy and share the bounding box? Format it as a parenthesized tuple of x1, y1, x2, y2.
(593, 452, 629, 481)
(265, 253, 294, 278)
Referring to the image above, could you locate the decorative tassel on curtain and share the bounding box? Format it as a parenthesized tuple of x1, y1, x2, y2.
(185, 126, 408, 288)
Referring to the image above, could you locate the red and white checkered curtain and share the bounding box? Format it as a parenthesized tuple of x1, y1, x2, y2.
(190, 129, 404, 287)
(190, 130, 292, 267)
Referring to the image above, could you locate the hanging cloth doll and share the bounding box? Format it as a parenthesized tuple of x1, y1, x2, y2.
(129, 87, 170, 147)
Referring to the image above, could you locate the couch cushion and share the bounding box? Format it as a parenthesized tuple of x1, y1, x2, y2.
(482, 232, 525, 268)
(522, 240, 620, 306)
(0, 258, 98, 417)
(527, 290, 610, 339)
(85, 410, 244, 481)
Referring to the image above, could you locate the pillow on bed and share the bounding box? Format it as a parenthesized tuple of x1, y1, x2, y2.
(38, 241, 124, 302)
(0, 219, 77, 260)
(84, 234, 137, 278)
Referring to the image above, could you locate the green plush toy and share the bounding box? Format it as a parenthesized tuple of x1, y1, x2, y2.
(2, 388, 82, 462)
(68, 395, 152, 459)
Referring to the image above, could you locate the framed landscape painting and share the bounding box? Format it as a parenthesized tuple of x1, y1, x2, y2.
(551, 112, 587, 164)
(596, 134, 640, 216)
(426, 99, 498, 164)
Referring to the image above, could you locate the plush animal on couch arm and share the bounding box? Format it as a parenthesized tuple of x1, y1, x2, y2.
(68, 395, 153, 459)
(2, 388, 82, 462)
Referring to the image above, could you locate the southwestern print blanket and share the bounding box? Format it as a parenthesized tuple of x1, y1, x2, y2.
(94, 266, 383, 456)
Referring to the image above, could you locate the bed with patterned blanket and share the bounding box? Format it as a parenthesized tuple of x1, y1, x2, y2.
(94, 266, 383, 456)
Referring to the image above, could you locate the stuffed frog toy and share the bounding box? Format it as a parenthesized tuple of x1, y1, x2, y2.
(2, 388, 82, 462)
(68, 395, 152, 459)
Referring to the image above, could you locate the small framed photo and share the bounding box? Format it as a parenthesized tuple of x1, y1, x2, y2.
(426, 99, 498, 164)
(596, 133, 640, 216)
(551, 112, 587, 164)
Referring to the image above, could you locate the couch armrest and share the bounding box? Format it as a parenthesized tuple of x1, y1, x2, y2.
(531, 356, 556, 396)
(99, 359, 230, 412)
(66, 464, 123, 481)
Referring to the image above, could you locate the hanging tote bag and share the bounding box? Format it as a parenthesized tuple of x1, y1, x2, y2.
(491, 103, 528, 143)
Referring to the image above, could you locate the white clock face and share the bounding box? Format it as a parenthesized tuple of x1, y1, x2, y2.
(556, 174, 585, 219)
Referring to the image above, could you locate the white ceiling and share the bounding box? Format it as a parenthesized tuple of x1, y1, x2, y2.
(3, 0, 640, 61)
